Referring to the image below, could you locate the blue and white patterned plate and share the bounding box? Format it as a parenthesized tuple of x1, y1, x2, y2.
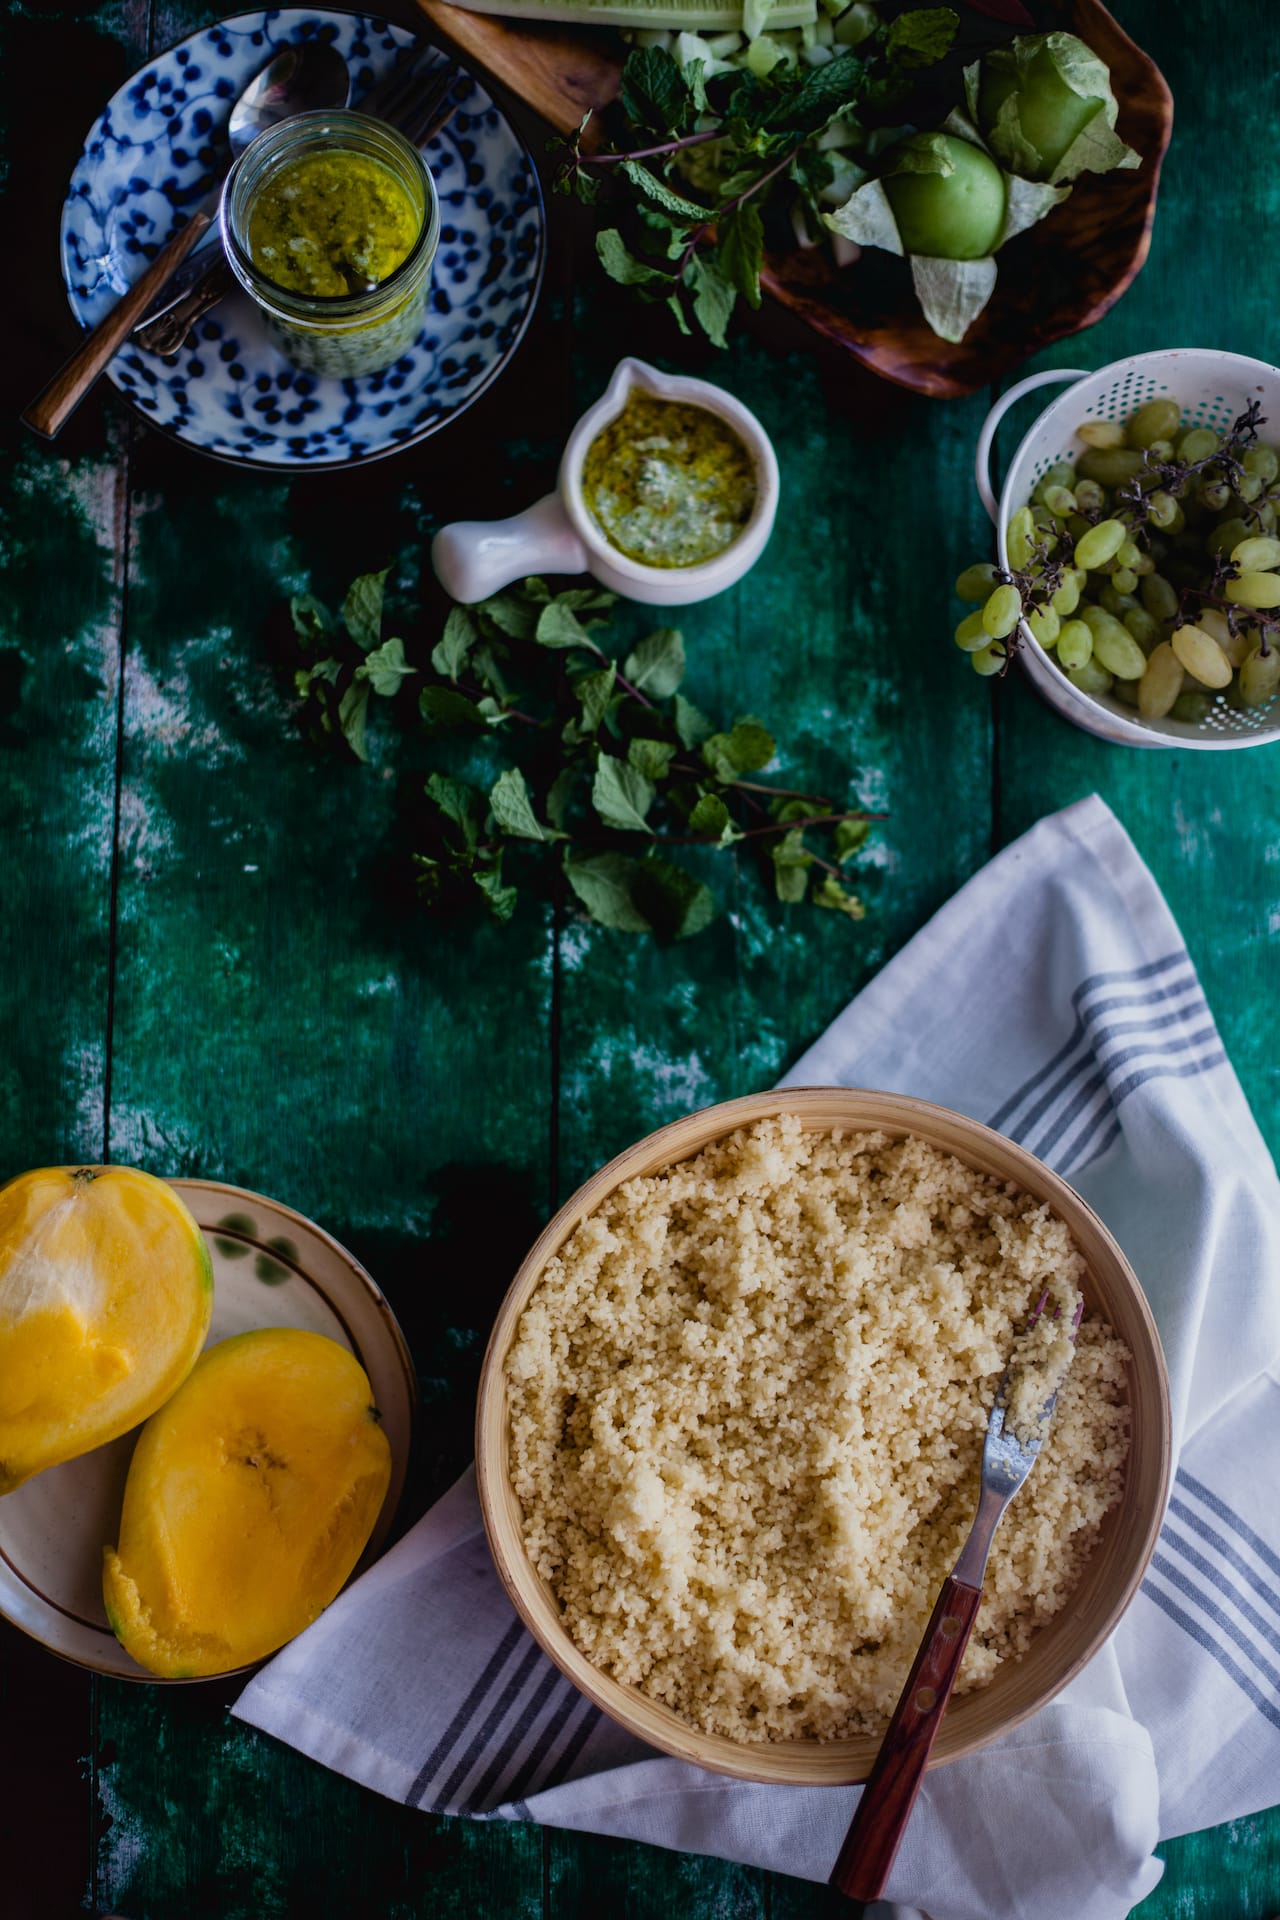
(59, 9, 546, 468)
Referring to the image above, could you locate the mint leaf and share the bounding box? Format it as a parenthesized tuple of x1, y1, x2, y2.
(620, 160, 707, 224)
(360, 635, 416, 697)
(489, 767, 564, 843)
(341, 569, 389, 650)
(834, 818, 872, 862)
(814, 873, 866, 918)
(432, 606, 478, 680)
(338, 679, 371, 762)
(624, 628, 686, 698)
(290, 593, 332, 645)
(886, 7, 958, 67)
(674, 694, 713, 749)
(632, 856, 717, 942)
(718, 203, 764, 310)
(574, 663, 617, 733)
(702, 718, 775, 780)
(688, 792, 742, 845)
(627, 737, 676, 782)
(471, 640, 509, 699)
(474, 856, 517, 923)
(481, 591, 541, 641)
(546, 765, 576, 832)
(426, 772, 484, 852)
(688, 252, 735, 349)
(620, 45, 692, 135)
(564, 851, 653, 933)
(420, 685, 484, 731)
(597, 228, 669, 289)
(771, 826, 812, 902)
(536, 601, 596, 650)
(592, 756, 656, 833)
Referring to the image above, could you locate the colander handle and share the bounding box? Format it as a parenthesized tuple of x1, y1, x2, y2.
(975, 368, 1090, 523)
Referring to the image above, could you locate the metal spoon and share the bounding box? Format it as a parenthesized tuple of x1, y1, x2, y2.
(21, 39, 349, 441)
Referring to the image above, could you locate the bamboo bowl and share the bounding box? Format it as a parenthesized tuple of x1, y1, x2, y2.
(476, 1088, 1171, 1786)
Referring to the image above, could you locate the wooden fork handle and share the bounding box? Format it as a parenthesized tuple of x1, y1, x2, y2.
(829, 1575, 983, 1903)
(22, 201, 215, 440)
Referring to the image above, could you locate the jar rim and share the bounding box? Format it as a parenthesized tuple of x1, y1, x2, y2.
(220, 108, 440, 316)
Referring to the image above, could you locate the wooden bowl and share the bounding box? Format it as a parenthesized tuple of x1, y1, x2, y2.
(415, 0, 1172, 400)
(475, 1088, 1171, 1786)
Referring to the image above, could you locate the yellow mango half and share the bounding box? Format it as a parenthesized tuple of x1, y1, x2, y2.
(0, 1165, 213, 1493)
(103, 1328, 392, 1678)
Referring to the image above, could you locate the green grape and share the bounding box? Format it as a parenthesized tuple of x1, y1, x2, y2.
(1067, 660, 1114, 696)
(1170, 689, 1213, 723)
(1073, 518, 1127, 570)
(1208, 516, 1252, 555)
(1147, 490, 1178, 529)
(1056, 620, 1093, 669)
(1116, 538, 1143, 568)
(1146, 438, 1175, 463)
(1235, 472, 1265, 504)
(1028, 605, 1060, 648)
(1198, 477, 1232, 513)
(1137, 641, 1184, 719)
(1051, 571, 1083, 616)
(1124, 606, 1161, 649)
(1032, 461, 1076, 502)
(1177, 426, 1221, 462)
(1099, 583, 1138, 616)
(1065, 513, 1092, 543)
(1256, 500, 1278, 532)
(1226, 571, 1280, 609)
(955, 609, 990, 651)
(970, 641, 1006, 677)
(1171, 623, 1233, 686)
(1091, 619, 1147, 680)
(1240, 643, 1280, 705)
(1126, 551, 1156, 576)
(1006, 506, 1036, 570)
(1112, 673, 1142, 707)
(983, 583, 1023, 638)
(1113, 567, 1139, 595)
(955, 562, 1000, 601)
(1073, 478, 1106, 515)
(1078, 420, 1125, 449)
(1140, 573, 1179, 621)
(1075, 447, 1149, 488)
(1126, 398, 1181, 449)
(1043, 485, 1077, 518)
(1231, 535, 1280, 572)
(1244, 446, 1280, 483)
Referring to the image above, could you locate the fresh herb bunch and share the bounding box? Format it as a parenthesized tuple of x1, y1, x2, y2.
(557, 9, 958, 347)
(287, 573, 876, 940)
(953, 399, 1280, 718)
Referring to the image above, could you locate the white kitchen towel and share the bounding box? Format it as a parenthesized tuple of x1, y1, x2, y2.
(234, 793, 1280, 1919)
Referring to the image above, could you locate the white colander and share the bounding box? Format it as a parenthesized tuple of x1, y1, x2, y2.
(975, 348, 1280, 750)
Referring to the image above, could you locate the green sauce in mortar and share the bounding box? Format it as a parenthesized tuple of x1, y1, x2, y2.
(248, 150, 420, 298)
(581, 395, 757, 569)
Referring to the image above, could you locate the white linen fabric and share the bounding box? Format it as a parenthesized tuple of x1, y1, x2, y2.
(234, 794, 1280, 1919)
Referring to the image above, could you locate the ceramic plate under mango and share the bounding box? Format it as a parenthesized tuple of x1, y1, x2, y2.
(0, 1181, 416, 1680)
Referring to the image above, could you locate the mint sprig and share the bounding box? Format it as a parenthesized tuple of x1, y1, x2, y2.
(286, 575, 879, 941)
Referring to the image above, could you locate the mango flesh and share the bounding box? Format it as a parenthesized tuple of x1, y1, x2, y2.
(0, 1166, 213, 1493)
(103, 1327, 392, 1678)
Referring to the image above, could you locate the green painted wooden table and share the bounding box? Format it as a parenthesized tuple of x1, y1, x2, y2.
(3, 1, 1278, 1914)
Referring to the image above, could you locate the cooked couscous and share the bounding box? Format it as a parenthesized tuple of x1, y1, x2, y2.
(505, 1115, 1130, 1742)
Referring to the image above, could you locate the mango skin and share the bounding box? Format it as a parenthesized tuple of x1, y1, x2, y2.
(0, 1166, 213, 1494)
(103, 1328, 392, 1678)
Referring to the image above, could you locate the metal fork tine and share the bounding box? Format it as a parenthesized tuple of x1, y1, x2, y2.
(355, 43, 437, 122)
(402, 80, 463, 151)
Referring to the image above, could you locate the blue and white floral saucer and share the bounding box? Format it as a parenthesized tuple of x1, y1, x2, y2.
(59, 9, 546, 468)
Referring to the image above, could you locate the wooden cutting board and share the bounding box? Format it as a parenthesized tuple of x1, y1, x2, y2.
(411, 0, 1172, 399)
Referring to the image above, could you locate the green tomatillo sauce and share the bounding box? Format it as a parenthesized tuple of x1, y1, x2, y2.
(248, 150, 420, 298)
(581, 395, 757, 569)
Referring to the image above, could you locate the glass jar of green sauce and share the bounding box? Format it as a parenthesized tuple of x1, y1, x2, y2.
(221, 110, 440, 380)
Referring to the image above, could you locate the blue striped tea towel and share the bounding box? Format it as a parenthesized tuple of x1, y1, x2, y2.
(234, 794, 1280, 1920)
